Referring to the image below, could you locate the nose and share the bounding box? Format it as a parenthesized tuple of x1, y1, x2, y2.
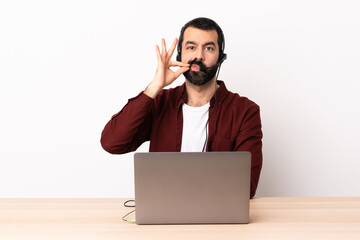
(194, 48, 204, 61)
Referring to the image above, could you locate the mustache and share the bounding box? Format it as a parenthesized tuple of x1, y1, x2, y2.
(188, 59, 217, 71)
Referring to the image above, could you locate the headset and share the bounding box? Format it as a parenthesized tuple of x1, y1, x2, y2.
(176, 27, 227, 67)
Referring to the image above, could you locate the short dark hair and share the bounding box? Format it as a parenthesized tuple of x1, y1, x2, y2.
(176, 17, 225, 62)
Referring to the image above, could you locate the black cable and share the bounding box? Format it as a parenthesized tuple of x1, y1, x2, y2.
(124, 199, 135, 207)
(122, 200, 136, 223)
(202, 64, 222, 152)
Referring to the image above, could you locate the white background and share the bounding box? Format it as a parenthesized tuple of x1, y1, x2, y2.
(1, 0, 359, 198)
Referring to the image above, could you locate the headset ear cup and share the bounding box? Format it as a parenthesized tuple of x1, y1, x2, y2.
(218, 53, 227, 65)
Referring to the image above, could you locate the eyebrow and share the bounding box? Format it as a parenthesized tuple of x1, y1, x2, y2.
(185, 41, 216, 47)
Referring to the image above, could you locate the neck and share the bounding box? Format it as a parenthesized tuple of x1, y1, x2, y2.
(185, 78, 217, 107)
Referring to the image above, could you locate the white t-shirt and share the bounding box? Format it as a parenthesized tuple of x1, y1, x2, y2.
(180, 102, 210, 152)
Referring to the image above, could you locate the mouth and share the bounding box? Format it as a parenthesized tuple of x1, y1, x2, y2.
(190, 64, 201, 71)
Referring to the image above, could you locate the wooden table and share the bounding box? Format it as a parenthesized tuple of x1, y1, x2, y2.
(1, 197, 359, 240)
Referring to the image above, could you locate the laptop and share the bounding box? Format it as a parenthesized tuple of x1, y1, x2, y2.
(134, 152, 251, 225)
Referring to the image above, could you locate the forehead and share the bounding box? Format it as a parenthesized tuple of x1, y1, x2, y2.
(182, 27, 218, 47)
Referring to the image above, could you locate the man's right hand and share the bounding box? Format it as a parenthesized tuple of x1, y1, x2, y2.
(144, 38, 190, 99)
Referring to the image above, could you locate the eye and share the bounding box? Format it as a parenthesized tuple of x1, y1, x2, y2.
(205, 46, 214, 51)
(186, 46, 195, 50)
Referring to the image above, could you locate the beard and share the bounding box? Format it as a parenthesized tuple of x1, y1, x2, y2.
(183, 59, 218, 86)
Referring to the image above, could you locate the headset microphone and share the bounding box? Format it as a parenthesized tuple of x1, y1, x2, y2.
(198, 53, 227, 70)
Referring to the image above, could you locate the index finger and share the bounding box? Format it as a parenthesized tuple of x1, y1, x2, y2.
(170, 61, 190, 67)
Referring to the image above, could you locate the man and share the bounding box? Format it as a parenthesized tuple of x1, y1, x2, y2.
(101, 17, 263, 198)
